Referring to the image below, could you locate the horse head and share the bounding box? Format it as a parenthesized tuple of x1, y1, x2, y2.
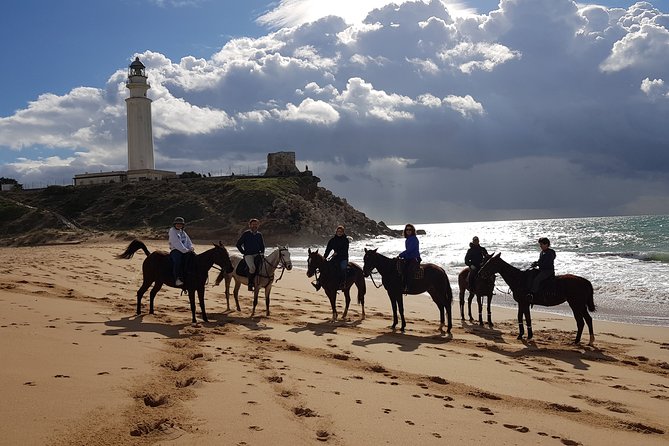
(306, 248, 323, 278)
(278, 246, 293, 270)
(478, 252, 501, 280)
(362, 248, 378, 277)
(213, 241, 234, 274)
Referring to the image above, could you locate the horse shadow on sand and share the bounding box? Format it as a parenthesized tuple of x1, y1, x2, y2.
(486, 341, 616, 371)
(352, 330, 453, 353)
(459, 320, 507, 344)
(288, 319, 364, 337)
(213, 312, 274, 332)
(90, 315, 190, 339)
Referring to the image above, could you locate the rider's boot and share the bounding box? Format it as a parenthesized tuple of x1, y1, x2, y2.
(312, 280, 321, 291)
(247, 274, 255, 291)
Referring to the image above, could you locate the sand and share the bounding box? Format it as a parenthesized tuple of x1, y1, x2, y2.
(0, 239, 667, 446)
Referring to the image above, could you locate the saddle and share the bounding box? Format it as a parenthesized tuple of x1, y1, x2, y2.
(395, 259, 424, 280)
(236, 255, 262, 277)
(526, 269, 556, 297)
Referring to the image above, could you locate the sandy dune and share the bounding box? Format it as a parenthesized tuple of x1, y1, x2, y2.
(0, 240, 667, 445)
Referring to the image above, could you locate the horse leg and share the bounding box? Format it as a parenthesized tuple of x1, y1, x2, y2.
(328, 290, 338, 322)
(149, 282, 162, 315)
(525, 306, 533, 340)
(342, 288, 351, 320)
(486, 295, 493, 327)
(477, 294, 484, 326)
(251, 288, 259, 317)
(569, 301, 585, 344)
(233, 281, 241, 312)
(197, 286, 208, 323)
(264, 284, 271, 317)
(468, 291, 475, 322)
(389, 295, 399, 330)
(224, 276, 232, 311)
(517, 305, 525, 340)
(459, 287, 465, 320)
(397, 294, 406, 332)
(584, 308, 595, 346)
(188, 289, 197, 324)
(136, 280, 151, 315)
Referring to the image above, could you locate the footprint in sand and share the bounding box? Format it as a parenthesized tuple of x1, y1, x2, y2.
(23, 381, 36, 386)
(54, 374, 70, 378)
(316, 430, 330, 441)
(503, 424, 529, 433)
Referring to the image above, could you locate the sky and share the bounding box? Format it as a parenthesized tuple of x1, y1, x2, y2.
(1, 0, 668, 224)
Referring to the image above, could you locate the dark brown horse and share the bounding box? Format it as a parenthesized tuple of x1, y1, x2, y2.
(362, 248, 453, 333)
(117, 240, 233, 323)
(478, 253, 595, 345)
(306, 249, 366, 322)
(458, 262, 496, 327)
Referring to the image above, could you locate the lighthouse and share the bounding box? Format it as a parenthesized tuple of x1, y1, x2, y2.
(72, 58, 175, 185)
(125, 57, 155, 171)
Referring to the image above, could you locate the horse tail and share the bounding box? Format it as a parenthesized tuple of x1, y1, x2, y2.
(586, 279, 596, 312)
(117, 240, 151, 259)
(444, 274, 453, 307)
(356, 269, 367, 305)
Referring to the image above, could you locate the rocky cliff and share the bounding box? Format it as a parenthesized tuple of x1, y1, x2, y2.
(0, 175, 398, 246)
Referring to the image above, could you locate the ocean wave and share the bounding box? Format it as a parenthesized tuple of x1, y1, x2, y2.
(588, 251, 669, 263)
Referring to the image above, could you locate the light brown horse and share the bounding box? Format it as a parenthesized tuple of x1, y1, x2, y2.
(362, 248, 453, 333)
(117, 240, 233, 323)
(213, 247, 292, 317)
(478, 253, 595, 344)
(307, 249, 366, 322)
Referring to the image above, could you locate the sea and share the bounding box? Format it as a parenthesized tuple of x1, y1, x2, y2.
(291, 215, 669, 327)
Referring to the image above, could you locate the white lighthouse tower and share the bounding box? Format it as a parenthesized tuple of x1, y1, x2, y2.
(126, 57, 155, 171)
(73, 57, 175, 185)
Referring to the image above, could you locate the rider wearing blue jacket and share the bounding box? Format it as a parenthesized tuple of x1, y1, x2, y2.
(399, 223, 421, 292)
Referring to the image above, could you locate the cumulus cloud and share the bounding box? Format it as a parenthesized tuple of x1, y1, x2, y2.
(1, 0, 668, 221)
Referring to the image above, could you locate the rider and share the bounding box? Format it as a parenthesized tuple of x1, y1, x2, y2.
(528, 237, 556, 302)
(168, 217, 194, 287)
(236, 218, 265, 291)
(465, 236, 489, 291)
(323, 225, 349, 290)
(398, 223, 421, 293)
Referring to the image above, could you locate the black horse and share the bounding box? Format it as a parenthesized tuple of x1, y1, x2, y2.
(307, 248, 367, 322)
(362, 248, 453, 333)
(458, 261, 496, 327)
(478, 253, 595, 344)
(117, 240, 233, 323)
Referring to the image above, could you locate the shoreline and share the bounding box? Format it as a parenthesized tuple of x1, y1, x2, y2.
(1, 240, 668, 445)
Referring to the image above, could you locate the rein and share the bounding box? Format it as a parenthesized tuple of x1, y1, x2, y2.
(367, 269, 384, 289)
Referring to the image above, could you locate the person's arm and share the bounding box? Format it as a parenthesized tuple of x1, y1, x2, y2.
(236, 233, 246, 255)
(465, 249, 473, 266)
(324, 239, 334, 258)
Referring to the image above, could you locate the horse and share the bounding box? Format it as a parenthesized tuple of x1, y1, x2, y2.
(213, 247, 292, 317)
(117, 240, 233, 323)
(478, 252, 595, 345)
(458, 257, 496, 327)
(306, 249, 367, 322)
(362, 248, 453, 334)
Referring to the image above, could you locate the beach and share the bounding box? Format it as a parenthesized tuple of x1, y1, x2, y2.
(1, 240, 668, 445)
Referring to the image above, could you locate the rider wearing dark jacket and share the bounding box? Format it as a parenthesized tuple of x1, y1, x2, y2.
(529, 237, 556, 299)
(236, 218, 265, 291)
(464, 236, 489, 290)
(324, 225, 349, 285)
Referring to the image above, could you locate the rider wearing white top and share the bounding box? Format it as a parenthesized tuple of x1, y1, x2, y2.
(169, 217, 194, 286)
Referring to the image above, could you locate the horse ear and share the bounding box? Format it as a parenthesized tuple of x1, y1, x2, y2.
(308, 248, 312, 254)
(493, 252, 501, 259)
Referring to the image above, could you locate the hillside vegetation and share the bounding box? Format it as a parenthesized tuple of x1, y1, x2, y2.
(0, 175, 397, 246)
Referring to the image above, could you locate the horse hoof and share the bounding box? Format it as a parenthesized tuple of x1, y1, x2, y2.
(516, 334, 524, 340)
